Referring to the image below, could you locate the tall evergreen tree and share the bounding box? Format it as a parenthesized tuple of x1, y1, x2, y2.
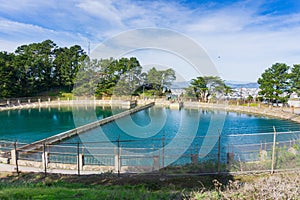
(14, 40, 57, 95)
(189, 76, 226, 102)
(290, 64, 300, 97)
(257, 63, 291, 104)
(0, 52, 19, 97)
(53, 45, 86, 91)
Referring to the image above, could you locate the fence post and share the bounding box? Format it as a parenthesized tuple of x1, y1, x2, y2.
(117, 136, 121, 177)
(271, 126, 277, 174)
(153, 156, 160, 171)
(12, 141, 19, 175)
(217, 129, 221, 173)
(77, 142, 80, 175)
(42, 143, 47, 176)
(162, 135, 165, 170)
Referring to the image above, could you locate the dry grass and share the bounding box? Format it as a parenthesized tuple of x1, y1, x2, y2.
(188, 172, 300, 199)
(1, 171, 300, 199)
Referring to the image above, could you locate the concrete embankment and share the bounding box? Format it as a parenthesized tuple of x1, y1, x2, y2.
(19, 102, 155, 152)
(0, 99, 137, 111)
(184, 102, 300, 124)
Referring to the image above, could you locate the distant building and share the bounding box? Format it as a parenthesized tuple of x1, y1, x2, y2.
(227, 88, 260, 99)
(290, 92, 299, 99)
(288, 92, 300, 107)
(171, 88, 185, 96)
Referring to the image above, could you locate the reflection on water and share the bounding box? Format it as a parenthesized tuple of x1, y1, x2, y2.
(2, 106, 300, 165)
(0, 106, 124, 143)
(1, 106, 300, 157)
(64, 107, 300, 164)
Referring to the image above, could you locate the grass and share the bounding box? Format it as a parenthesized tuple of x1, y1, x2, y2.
(0, 174, 178, 200)
(1, 171, 300, 199)
(0, 185, 175, 200)
(59, 92, 74, 100)
(240, 103, 260, 107)
(1, 145, 300, 199)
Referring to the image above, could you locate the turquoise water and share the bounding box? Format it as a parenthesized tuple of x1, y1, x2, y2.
(69, 107, 300, 142)
(2, 106, 300, 165)
(1, 106, 300, 144)
(0, 106, 123, 143)
(60, 107, 300, 165)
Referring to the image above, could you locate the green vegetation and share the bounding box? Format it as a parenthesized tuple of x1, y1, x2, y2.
(257, 63, 300, 104)
(1, 40, 299, 104)
(0, 184, 174, 200)
(0, 172, 227, 200)
(0, 40, 176, 99)
(73, 58, 176, 98)
(0, 40, 86, 98)
(290, 64, 300, 97)
(185, 76, 231, 101)
(1, 171, 300, 199)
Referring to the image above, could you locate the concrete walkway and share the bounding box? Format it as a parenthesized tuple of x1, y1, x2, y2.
(19, 102, 155, 152)
(184, 102, 300, 124)
(0, 163, 103, 175)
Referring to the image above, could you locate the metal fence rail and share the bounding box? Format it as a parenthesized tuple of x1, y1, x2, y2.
(1, 129, 300, 175)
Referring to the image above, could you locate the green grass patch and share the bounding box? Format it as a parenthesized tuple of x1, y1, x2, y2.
(1, 171, 300, 200)
(59, 92, 74, 100)
(0, 186, 176, 200)
(0, 181, 178, 200)
(240, 103, 259, 107)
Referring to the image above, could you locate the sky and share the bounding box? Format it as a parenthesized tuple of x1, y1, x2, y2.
(0, 0, 300, 82)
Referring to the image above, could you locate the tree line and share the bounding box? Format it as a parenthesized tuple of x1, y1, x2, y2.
(0, 40, 86, 97)
(258, 63, 300, 104)
(184, 76, 232, 102)
(186, 63, 300, 104)
(0, 40, 175, 98)
(2, 40, 297, 102)
(73, 57, 175, 97)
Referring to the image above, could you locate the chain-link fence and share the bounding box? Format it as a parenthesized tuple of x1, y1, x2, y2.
(1, 129, 300, 175)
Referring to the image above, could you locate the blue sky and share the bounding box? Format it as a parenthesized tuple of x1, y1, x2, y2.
(0, 0, 300, 82)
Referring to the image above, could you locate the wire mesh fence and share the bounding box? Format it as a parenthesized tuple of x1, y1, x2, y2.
(1, 129, 300, 175)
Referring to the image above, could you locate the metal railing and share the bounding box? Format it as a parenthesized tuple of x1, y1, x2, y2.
(1, 128, 300, 176)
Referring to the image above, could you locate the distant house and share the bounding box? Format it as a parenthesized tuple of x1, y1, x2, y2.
(288, 92, 300, 107)
(290, 92, 299, 99)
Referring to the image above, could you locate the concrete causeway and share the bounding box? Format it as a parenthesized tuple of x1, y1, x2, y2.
(19, 102, 155, 153)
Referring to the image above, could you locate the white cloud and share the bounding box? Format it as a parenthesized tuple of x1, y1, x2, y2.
(0, 0, 300, 81)
(0, 18, 88, 51)
(76, 0, 124, 28)
(192, 26, 300, 81)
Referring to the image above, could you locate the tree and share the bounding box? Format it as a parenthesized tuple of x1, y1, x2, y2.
(95, 58, 116, 96)
(290, 64, 300, 97)
(0, 40, 90, 98)
(95, 57, 143, 97)
(14, 40, 58, 95)
(146, 67, 162, 91)
(223, 85, 233, 96)
(53, 45, 87, 92)
(190, 76, 207, 101)
(0, 52, 19, 97)
(257, 63, 290, 104)
(189, 76, 227, 102)
(72, 58, 102, 96)
(113, 57, 143, 96)
(144, 67, 176, 96)
(246, 95, 254, 102)
(161, 68, 176, 89)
